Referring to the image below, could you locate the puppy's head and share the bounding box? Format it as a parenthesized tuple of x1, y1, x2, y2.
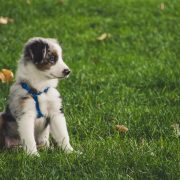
(23, 37, 70, 79)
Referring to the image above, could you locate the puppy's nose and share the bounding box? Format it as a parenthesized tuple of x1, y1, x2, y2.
(63, 69, 71, 76)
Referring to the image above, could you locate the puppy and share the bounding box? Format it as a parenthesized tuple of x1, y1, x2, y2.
(0, 37, 74, 156)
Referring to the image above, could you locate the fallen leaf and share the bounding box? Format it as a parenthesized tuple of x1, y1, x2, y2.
(171, 123, 180, 137)
(57, 0, 65, 4)
(97, 33, 111, 41)
(26, 0, 31, 4)
(0, 17, 14, 25)
(160, 3, 165, 10)
(1, 69, 14, 82)
(115, 125, 128, 133)
(0, 72, 5, 83)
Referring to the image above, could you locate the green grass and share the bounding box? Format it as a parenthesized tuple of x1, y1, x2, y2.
(0, 0, 179, 179)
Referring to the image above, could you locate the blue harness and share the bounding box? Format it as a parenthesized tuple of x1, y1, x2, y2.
(20, 82, 49, 118)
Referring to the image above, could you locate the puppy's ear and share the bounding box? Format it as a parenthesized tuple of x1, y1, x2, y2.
(24, 40, 49, 64)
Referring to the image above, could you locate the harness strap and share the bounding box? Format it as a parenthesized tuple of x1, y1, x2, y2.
(20, 82, 49, 118)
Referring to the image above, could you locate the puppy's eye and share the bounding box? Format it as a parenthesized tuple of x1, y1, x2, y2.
(49, 55, 55, 63)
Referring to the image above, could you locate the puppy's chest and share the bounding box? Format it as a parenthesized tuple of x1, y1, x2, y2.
(37, 90, 61, 117)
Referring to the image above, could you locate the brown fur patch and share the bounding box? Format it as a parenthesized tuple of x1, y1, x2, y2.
(51, 50, 58, 59)
(36, 62, 52, 70)
(36, 49, 58, 70)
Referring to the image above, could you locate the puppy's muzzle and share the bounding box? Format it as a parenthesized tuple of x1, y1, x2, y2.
(63, 69, 71, 76)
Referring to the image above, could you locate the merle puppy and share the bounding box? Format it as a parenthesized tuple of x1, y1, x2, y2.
(0, 37, 74, 156)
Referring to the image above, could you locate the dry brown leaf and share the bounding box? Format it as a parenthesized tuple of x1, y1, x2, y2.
(171, 123, 180, 137)
(115, 125, 128, 133)
(0, 16, 14, 25)
(160, 3, 165, 10)
(97, 33, 111, 41)
(1, 69, 14, 82)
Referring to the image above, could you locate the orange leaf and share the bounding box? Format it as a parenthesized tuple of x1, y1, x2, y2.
(0, 72, 6, 83)
(1, 69, 14, 82)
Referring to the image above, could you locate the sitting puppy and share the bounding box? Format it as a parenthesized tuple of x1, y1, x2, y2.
(0, 37, 74, 156)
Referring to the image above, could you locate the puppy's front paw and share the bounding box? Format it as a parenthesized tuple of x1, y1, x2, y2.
(25, 147, 39, 156)
(27, 150, 40, 157)
(63, 145, 74, 154)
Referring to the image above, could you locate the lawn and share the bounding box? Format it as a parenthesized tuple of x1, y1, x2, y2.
(0, 0, 179, 179)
